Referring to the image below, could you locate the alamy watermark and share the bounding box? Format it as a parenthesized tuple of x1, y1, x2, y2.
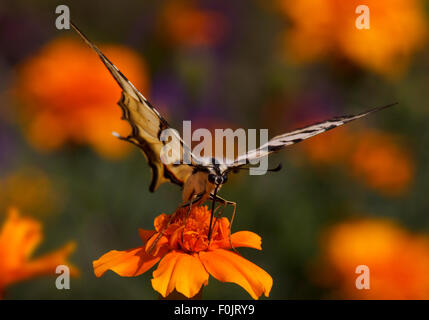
(356, 5, 370, 29)
(56, 4, 370, 31)
(160, 121, 270, 175)
(55, 5, 70, 30)
(355, 265, 370, 290)
(55, 265, 71, 290)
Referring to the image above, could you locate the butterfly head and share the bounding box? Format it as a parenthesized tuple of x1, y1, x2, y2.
(206, 158, 229, 186)
(208, 172, 228, 186)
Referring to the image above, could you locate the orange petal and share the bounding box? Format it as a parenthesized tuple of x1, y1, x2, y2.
(93, 246, 160, 278)
(199, 249, 272, 300)
(214, 217, 230, 239)
(0, 208, 42, 264)
(145, 233, 169, 256)
(138, 228, 156, 245)
(231, 231, 262, 249)
(154, 214, 169, 232)
(168, 226, 184, 250)
(151, 251, 209, 298)
(14, 241, 78, 284)
(215, 231, 262, 250)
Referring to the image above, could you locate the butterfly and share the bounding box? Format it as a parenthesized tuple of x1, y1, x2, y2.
(71, 23, 396, 243)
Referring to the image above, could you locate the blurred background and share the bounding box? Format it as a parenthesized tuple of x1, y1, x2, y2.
(1, 0, 429, 299)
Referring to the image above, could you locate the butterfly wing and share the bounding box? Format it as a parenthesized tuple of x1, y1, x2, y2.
(230, 103, 396, 167)
(71, 23, 195, 191)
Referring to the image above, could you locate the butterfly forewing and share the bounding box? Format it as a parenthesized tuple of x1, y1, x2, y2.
(231, 103, 396, 167)
(71, 23, 195, 191)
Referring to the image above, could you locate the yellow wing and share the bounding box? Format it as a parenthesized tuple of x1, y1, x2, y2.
(71, 23, 194, 191)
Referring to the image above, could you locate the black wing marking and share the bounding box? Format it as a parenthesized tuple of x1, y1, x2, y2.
(230, 103, 397, 167)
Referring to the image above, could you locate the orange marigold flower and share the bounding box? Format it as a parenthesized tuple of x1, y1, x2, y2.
(297, 127, 414, 196)
(0, 207, 78, 298)
(299, 127, 354, 166)
(159, 1, 227, 47)
(279, 0, 427, 76)
(319, 219, 429, 299)
(349, 130, 414, 196)
(14, 37, 149, 159)
(93, 206, 272, 299)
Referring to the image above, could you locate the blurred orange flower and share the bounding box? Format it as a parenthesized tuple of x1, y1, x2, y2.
(0, 207, 78, 298)
(350, 130, 414, 196)
(299, 127, 354, 166)
(15, 37, 149, 159)
(0, 167, 60, 217)
(298, 128, 414, 196)
(159, 1, 226, 47)
(93, 205, 272, 299)
(319, 219, 429, 299)
(279, 0, 427, 76)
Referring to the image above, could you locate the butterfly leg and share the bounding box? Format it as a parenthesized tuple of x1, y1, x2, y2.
(148, 216, 172, 255)
(209, 194, 238, 253)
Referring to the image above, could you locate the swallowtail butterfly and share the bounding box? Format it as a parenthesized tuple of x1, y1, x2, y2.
(71, 23, 395, 242)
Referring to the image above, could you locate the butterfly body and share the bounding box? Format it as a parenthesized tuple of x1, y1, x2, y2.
(182, 158, 229, 204)
(182, 171, 216, 204)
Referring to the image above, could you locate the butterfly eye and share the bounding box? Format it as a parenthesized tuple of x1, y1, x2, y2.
(208, 174, 216, 184)
(222, 175, 228, 183)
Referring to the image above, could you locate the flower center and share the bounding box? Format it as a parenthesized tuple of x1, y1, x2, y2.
(159, 206, 228, 253)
